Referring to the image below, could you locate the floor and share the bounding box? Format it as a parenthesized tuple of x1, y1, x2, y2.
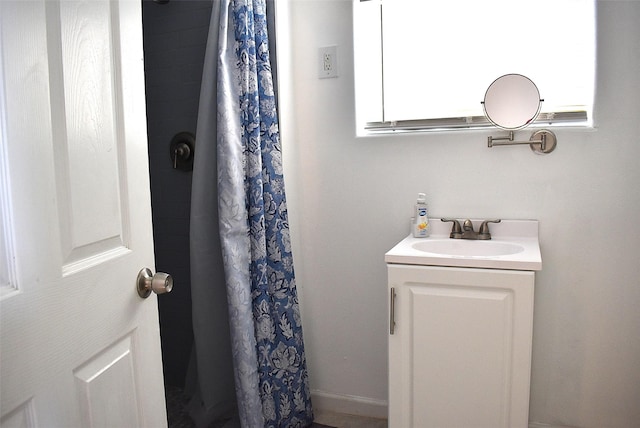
(166, 386, 388, 428)
(313, 409, 387, 428)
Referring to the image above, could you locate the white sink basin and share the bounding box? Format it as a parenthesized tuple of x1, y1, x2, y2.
(385, 219, 542, 271)
(412, 240, 524, 257)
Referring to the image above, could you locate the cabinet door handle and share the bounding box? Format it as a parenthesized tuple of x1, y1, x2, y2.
(390, 287, 396, 335)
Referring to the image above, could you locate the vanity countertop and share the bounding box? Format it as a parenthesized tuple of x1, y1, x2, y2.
(385, 219, 542, 271)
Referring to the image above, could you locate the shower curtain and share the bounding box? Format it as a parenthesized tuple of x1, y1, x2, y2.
(190, 1, 313, 427)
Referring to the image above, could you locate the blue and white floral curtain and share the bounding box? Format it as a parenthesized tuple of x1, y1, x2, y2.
(191, 0, 313, 427)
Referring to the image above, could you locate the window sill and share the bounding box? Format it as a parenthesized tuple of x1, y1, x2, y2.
(360, 112, 593, 136)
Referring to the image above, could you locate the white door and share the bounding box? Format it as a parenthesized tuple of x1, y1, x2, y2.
(0, 1, 168, 427)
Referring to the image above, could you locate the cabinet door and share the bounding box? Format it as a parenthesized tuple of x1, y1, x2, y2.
(388, 265, 534, 428)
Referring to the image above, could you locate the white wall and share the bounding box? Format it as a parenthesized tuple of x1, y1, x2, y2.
(278, 1, 640, 426)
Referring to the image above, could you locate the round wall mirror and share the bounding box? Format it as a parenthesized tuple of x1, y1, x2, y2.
(483, 74, 541, 130)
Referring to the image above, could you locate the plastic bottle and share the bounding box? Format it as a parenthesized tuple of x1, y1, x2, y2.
(412, 193, 430, 238)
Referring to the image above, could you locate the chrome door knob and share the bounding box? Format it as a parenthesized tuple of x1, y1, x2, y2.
(137, 268, 173, 298)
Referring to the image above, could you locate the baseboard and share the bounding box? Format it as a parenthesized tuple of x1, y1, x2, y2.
(529, 422, 577, 428)
(310, 389, 388, 419)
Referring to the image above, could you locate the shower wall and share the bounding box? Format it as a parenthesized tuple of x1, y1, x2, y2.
(142, 0, 213, 387)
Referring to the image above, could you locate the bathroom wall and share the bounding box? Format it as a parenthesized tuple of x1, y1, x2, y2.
(142, 0, 212, 387)
(278, 1, 640, 426)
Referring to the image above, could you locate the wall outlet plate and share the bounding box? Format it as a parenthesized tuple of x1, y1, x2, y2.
(319, 45, 338, 79)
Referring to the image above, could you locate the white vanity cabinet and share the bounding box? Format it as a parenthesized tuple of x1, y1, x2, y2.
(387, 264, 535, 428)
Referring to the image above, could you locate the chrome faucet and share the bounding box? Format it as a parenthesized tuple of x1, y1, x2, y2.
(441, 218, 501, 240)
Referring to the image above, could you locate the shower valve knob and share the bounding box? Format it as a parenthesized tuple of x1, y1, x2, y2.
(173, 143, 191, 169)
(137, 268, 173, 298)
(169, 131, 196, 171)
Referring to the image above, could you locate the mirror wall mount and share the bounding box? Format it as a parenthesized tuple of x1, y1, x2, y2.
(482, 73, 558, 155)
(488, 129, 557, 154)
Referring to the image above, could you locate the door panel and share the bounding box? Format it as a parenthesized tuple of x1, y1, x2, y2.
(48, 0, 130, 275)
(74, 334, 140, 428)
(409, 284, 514, 427)
(0, 399, 37, 428)
(0, 1, 166, 426)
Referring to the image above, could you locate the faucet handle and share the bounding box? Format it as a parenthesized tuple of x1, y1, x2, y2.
(441, 218, 462, 239)
(478, 219, 501, 239)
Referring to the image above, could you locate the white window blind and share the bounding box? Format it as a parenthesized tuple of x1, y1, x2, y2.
(354, 0, 596, 134)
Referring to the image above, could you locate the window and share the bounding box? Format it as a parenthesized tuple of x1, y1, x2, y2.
(353, 0, 596, 134)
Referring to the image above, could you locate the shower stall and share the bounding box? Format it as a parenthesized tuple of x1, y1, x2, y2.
(141, 0, 235, 422)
